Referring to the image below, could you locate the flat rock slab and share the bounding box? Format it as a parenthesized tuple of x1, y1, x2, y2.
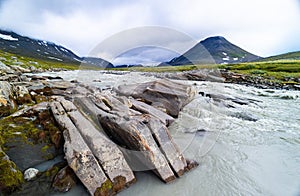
(116, 79, 196, 117)
(90, 90, 196, 182)
(130, 99, 175, 126)
(51, 97, 136, 195)
(50, 101, 110, 195)
(98, 113, 176, 183)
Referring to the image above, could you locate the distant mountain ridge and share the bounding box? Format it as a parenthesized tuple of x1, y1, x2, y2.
(164, 36, 261, 65)
(2, 29, 298, 68)
(0, 29, 113, 68)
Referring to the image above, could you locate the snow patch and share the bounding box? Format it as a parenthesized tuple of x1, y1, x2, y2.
(42, 41, 48, 46)
(60, 47, 69, 53)
(0, 33, 18, 41)
(48, 56, 63, 61)
(222, 57, 229, 61)
(233, 57, 239, 61)
(73, 58, 81, 61)
(222, 52, 227, 56)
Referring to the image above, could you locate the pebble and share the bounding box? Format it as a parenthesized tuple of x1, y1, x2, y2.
(24, 168, 39, 181)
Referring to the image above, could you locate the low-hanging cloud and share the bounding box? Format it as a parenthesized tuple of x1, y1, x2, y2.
(0, 0, 299, 58)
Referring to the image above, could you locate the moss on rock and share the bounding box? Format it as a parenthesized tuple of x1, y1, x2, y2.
(0, 149, 24, 193)
(94, 179, 113, 196)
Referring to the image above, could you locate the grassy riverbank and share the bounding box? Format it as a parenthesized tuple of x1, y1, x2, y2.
(219, 60, 300, 82)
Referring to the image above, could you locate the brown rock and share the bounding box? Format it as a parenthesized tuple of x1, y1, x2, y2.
(13, 85, 33, 105)
(52, 166, 77, 192)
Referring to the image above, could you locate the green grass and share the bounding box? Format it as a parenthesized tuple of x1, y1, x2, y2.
(220, 60, 300, 81)
(0, 50, 80, 70)
(262, 51, 300, 61)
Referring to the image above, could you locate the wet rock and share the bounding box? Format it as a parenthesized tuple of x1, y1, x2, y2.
(232, 112, 259, 122)
(143, 115, 187, 177)
(24, 168, 39, 181)
(52, 166, 77, 192)
(117, 79, 196, 117)
(185, 159, 199, 171)
(0, 81, 17, 117)
(2, 103, 60, 170)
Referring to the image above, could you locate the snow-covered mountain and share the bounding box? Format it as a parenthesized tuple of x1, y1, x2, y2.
(0, 30, 113, 68)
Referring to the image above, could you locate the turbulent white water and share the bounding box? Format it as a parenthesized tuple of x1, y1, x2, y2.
(38, 70, 300, 196)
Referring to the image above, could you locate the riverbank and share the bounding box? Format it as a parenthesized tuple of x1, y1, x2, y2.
(109, 59, 300, 90)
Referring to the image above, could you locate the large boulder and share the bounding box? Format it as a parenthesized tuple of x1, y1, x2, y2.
(94, 92, 190, 182)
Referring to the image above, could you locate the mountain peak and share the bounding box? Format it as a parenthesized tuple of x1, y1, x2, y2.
(165, 36, 261, 65)
(202, 36, 227, 42)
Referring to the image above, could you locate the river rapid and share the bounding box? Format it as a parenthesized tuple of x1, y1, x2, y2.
(37, 70, 300, 196)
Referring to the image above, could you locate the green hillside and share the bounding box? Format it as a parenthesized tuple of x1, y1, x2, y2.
(262, 51, 300, 61)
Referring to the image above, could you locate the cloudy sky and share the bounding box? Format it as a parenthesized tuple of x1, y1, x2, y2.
(0, 0, 300, 62)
